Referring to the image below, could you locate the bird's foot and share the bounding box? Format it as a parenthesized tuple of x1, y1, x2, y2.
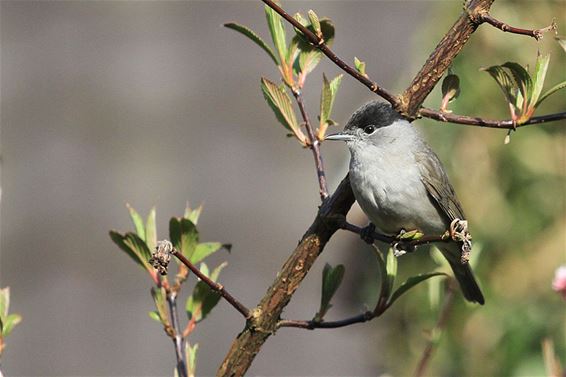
(360, 223, 376, 244)
(449, 219, 472, 264)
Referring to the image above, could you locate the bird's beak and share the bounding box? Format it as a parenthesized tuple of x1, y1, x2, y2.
(325, 132, 355, 142)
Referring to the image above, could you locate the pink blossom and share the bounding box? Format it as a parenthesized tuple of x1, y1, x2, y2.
(552, 266, 566, 300)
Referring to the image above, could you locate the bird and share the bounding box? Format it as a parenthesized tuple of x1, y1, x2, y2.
(325, 101, 484, 304)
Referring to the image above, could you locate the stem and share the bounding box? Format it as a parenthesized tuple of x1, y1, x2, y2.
(172, 251, 250, 318)
(414, 282, 456, 377)
(292, 89, 328, 200)
(341, 221, 449, 247)
(167, 291, 188, 377)
(479, 13, 556, 40)
(420, 108, 566, 129)
(278, 311, 375, 330)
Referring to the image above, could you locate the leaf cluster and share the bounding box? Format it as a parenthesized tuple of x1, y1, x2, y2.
(109, 204, 230, 377)
(225, 3, 343, 145)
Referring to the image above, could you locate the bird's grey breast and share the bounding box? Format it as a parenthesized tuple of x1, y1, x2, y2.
(348, 127, 446, 235)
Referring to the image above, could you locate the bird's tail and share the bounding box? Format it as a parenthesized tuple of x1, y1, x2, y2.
(440, 247, 485, 305)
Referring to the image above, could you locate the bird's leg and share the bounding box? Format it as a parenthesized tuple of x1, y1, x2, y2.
(360, 223, 377, 244)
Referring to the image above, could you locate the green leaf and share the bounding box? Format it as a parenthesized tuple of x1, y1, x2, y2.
(209, 262, 228, 283)
(441, 73, 460, 102)
(109, 231, 153, 270)
(126, 204, 146, 241)
(145, 206, 157, 251)
(354, 57, 366, 76)
(386, 248, 398, 294)
(388, 272, 447, 306)
(536, 80, 566, 107)
(316, 263, 345, 320)
(191, 242, 226, 265)
(0, 287, 10, 320)
(307, 10, 321, 35)
(286, 35, 300, 69)
(502, 62, 533, 106)
(373, 247, 390, 300)
(224, 22, 278, 65)
(556, 37, 566, 53)
(399, 229, 424, 240)
(186, 283, 221, 323)
(265, 2, 287, 63)
(260, 77, 300, 133)
(187, 342, 199, 377)
(184, 203, 203, 225)
(2, 313, 21, 337)
(148, 311, 161, 323)
(169, 217, 199, 260)
(319, 74, 343, 128)
(530, 54, 550, 107)
(294, 19, 335, 77)
(481, 65, 518, 109)
(151, 286, 170, 326)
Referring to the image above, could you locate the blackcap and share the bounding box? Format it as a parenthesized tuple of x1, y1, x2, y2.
(326, 101, 484, 304)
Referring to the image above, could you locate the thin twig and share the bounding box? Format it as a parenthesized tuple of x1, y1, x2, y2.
(292, 88, 329, 200)
(341, 221, 448, 247)
(479, 13, 556, 40)
(278, 311, 375, 330)
(261, 0, 400, 108)
(414, 281, 457, 377)
(420, 108, 566, 129)
(172, 251, 250, 319)
(167, 292, 188, 377)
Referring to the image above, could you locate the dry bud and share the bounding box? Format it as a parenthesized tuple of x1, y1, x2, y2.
(150, 240, 174, 275)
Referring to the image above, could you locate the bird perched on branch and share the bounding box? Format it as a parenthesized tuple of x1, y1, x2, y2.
(326, 101, 484, 304)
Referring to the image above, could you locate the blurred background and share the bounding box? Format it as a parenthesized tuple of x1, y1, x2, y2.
(1, 1, 564, 376)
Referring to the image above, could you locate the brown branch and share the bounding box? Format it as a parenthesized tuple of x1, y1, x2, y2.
(340, 221, 448, 247)
(420, 108, 566, 129)
(261, 0, 400, 108)
(479, 13, 556, 40)
(172, 251, 250, 319)
(292, 88, 329, 200)
(400, 0, 494, 116)
(414, 281, 457, 377)
(217, 176, 356, 377)
(278, 311, 374, 330)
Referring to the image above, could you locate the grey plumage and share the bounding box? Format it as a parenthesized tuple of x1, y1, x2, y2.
(327, 101, 484, 304)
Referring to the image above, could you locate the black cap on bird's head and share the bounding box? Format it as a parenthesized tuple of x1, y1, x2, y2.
(325, 101, 403, 142)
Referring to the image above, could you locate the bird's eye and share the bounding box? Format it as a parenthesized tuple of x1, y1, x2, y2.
(363, 125, 375, 134)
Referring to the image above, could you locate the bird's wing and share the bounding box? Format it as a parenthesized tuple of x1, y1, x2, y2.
(416, 146, 465, 222)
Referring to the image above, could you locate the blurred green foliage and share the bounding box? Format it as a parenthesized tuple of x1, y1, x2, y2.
(375, 1, 565, 376)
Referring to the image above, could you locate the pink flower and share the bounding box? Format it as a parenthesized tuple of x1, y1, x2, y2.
(552, 266, 566, 300)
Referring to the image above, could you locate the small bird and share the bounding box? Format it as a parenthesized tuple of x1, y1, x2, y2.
(326, 101, 484, 304)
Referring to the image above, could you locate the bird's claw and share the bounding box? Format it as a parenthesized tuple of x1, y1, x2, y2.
(449, 219, 472, 264)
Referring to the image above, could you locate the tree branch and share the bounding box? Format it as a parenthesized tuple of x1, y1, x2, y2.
(419, 108, 566, 129)
(278, 311, 374, 330)
(478, 13, 556, 40)
(292, 88, 329, 200)
(172, 251, 250, 319)
(400, 0, 494, 116)
(340, 221, 448, 247)
(217, 176, 356, 376)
